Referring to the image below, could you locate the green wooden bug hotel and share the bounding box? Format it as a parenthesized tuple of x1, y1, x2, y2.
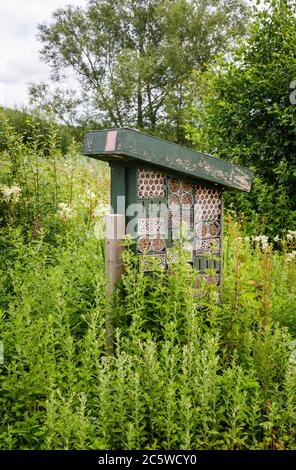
(83, 128, 253, 289)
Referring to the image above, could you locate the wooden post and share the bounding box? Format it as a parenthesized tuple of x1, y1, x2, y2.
(219, 197, 224, 304)
(104, 214, 125, 354)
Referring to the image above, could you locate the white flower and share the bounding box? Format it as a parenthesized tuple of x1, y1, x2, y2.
(57, 202, 73, 220)
(287, 251, 296, 262)
(251, 235, 269, 251)
(86, 189, 96, 200)
(1, 185, 22, 203)
(287, 230, 296, 240)
(63, 162, 74, 172)
(93, 204, 111, 218)
(273, 235, 280, 242)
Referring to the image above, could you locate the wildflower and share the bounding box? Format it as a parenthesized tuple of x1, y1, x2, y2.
(94, 204, 110, 218)
(287, 251, 296, 262)
(252, 235, 269, 251)
(63, 162, 74, 172)
(273, 235, 280, 242)
(1, 185, 22, 203)
(86, 189, 96, 200)
(287, 230, 296, 240)
(57, 202, 73, 221)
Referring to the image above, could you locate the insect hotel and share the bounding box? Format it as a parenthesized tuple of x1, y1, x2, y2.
(83, 128, 253, 291)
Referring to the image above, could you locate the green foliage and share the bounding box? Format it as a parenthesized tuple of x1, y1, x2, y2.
(32, 0, 249, 142)
(0, 115, 296, 450)
(0, 110, 109, 243)
(0, 106, 81, 153)
(0, 222, 295, 449)
(185, 0, 296, 235)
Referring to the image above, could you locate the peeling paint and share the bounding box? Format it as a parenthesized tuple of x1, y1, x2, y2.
(83, 129, 253, 192)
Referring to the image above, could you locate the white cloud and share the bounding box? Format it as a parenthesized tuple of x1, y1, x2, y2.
(0, 0, 89, 109)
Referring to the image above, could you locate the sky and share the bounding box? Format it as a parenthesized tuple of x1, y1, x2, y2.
(0, 0, 259, 111)
(0, 0, 88, 109)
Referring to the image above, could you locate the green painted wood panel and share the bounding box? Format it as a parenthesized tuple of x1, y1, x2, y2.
(110, 164, 126, 214)
(83, 128, 253, 192)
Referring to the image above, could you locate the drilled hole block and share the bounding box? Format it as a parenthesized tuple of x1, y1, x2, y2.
(140, 254, 166, 271)
(137, 217, 166, 235)
(195, 238, 220, 254)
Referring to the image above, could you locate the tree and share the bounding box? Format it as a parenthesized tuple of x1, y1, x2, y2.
(29, 83, 82, 127)
(31, 0, 249, 142)
(185, 0, 296, 235)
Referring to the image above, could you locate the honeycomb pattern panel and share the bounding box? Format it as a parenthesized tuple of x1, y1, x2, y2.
(194, 186, 221, 221)
(138, 168, 166, 199)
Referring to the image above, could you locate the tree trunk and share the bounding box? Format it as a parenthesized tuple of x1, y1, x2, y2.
(137, 77, 143, 129)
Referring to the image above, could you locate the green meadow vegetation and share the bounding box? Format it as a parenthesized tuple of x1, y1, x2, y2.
(0, 113, 295, 450)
